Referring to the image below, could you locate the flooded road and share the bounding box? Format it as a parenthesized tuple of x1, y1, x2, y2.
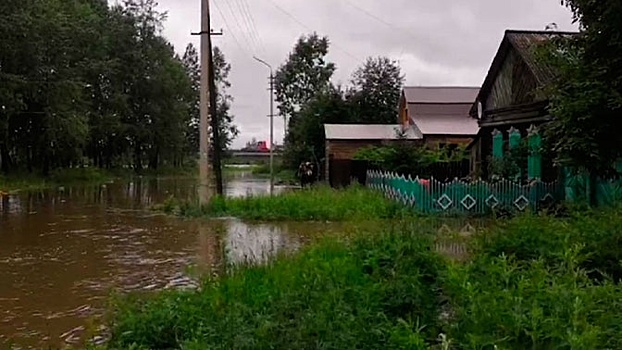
(0, 175, 333, 349)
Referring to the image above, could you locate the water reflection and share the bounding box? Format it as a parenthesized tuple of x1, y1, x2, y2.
(0, 177, 312, 349)
(223, 219, 303, 266)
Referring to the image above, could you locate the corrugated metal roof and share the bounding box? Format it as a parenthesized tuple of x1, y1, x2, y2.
(408, 102, 472, 116)
(411, 115, 479, 136)
(403, 86, 479, 104)
(324, 124, 422, 140)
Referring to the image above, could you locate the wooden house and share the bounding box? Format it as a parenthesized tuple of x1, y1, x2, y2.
(467, 29, 579, 179)
(398, 86, 480, 149)
(324, 124, 420, 187)
(324, 86, 480, 187)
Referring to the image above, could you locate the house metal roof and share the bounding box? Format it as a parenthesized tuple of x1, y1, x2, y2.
(411, 115, 480, 136)
(324, 124, 422, 140)
(403, 86, 479, 104)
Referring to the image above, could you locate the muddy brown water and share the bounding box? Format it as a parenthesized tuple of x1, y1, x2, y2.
(0, 176, 345, 349)
(0, 175, 484, 349)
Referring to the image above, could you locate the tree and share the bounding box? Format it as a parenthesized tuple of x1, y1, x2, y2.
(213, 46, 239, 152)
(0, 0, 203, 174)
(274, 33, 336, 123)
(283, 86, 352, 168)
(542, 1, 622, 176)
(181, 44, 238, 157)
(348, 57, 404, 124)
(181, 43, 201, 160)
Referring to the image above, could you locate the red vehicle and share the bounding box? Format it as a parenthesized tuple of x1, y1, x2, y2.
(256, 141, 269, 152)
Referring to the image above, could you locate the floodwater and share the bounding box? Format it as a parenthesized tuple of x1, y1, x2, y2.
(0, 175, 335, 349)
(0, 173, 483, 349)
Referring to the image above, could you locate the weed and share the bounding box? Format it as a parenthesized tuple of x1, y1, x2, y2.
(104, 224, 443, 349)
(161, 185, 412, 221)
(101, 206, 622, 349)
(442, 210, 622, 349)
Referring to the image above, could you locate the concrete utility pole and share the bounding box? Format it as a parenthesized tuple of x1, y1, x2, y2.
(253, 56, 274, 195)
(193, 0, 222, 204)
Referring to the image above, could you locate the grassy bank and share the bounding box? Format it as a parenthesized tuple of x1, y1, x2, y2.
(159, 185, 410, 221)
(0, 168, 114, 193)
(442, 210, 622, 348)
(99, 209, 622, 349)
(250, 164, 297, 184)
(0, 166, 198, 193)
(103, 223, 443, 349)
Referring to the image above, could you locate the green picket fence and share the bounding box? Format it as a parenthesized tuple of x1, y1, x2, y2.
(563, 171, 622, 206)
(366, 170, 564, 215)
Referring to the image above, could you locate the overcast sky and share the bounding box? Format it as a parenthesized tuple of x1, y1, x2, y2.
(142, 0, 577, 149)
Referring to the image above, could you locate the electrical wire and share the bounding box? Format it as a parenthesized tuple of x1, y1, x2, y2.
(341, 0, 411, 60)
(230, 0, 260, 51)
(237, 0, 266, 54)
(218, 0, 256, 51)
(263, 0, 362, 63)
(231, 0, 263, 52)
(212, 0, 252, 56)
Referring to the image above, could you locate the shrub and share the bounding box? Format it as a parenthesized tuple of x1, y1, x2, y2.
(161, 185, 411, 222)
(104, 224, 443, 349)
(442, 210, 622, 349)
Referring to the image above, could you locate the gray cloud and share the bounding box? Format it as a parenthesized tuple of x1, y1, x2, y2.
(149, 0, 577, 148)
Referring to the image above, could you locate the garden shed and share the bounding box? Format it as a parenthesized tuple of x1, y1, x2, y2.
(324, 124, 420, 187)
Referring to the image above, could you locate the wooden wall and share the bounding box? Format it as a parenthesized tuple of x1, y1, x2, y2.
(326, 140, 385, 161)
(485, 48, 540, 112)
(424, 136, 474, 148)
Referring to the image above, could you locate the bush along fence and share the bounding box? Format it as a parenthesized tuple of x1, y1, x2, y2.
(366, 125, 566, 215)
(366, 125, 622, 214)
(366, 170, 564, 215)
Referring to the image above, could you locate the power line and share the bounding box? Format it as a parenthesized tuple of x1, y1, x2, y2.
(263, 0, 362, 63)
(212, 0, 251, 56)
(219, 0, 256, 52)
(237, 0, 266, 54)
(230, 0, 260, 51)
(341, 0, 410, 60)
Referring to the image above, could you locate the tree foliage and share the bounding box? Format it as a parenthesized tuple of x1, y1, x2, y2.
(354, 131, 469, 178)
(182, 44, 238, 157)
(541, 0, 622, 176)
(276, 34, 404, 170)
(274, 33, 336, 120)
(284, 86, 352, 168)
(0, 0, 237, 175)
(348, 57, 404, 124)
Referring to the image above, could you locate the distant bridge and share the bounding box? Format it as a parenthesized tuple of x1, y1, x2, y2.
(227, 151, 283, 164)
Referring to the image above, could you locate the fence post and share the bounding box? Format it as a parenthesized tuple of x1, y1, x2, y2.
(527, 124, 542, 180)
(508, 127, 522, 182)
(492, 129, 503, 159)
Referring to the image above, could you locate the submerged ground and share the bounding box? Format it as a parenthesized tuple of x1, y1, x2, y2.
(4, 173, 622, 349)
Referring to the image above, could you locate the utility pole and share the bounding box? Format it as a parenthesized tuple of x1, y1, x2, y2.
(253, 56, 274, 195)
(192, 0, 222, 204)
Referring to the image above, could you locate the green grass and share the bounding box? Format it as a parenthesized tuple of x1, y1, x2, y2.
(104, 207, 622, 349)
(102, 223, 444, 350)
(250, 164, 297, 184)
(158, 185, 411, 221)
(441, 209, 622, 349)
(0, 166, 199, 194)
(0, 168, 114, 193)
